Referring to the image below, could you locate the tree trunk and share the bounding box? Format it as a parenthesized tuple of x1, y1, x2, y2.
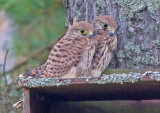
(63, 0, 160, 69)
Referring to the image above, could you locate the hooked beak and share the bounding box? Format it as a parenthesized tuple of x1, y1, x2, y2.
(108, 27, 115, 36)
(88, 31, 94, 37)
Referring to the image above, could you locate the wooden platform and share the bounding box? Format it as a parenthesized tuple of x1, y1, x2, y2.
(19, 69, 160, 113)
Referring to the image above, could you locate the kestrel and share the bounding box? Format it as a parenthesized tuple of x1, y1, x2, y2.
(19, 21, 95, 79)
(89, 16, 117, 77)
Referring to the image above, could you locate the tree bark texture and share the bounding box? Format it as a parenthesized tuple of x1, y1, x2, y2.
(63, 0, 160, 69)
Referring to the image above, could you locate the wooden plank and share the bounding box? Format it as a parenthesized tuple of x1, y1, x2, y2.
(29, 89, 51, 113)
(29, 81, 160, 101)
(19, 70, 160, 87)
(23, 88, 51, 113)
(20, 70, 160, 102)
(21, 69, 160, 112)
(24, 89, 30, 113)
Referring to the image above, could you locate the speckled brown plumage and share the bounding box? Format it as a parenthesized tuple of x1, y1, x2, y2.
(22, 64, 45, 78)
(89, 16, 117, 77)
(19, 21, 95, 79)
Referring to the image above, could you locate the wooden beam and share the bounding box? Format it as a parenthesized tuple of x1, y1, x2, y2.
(21, 70, 160, 112)
(24, 89, 30, 113)
(25, 81, 160, 101)
(19, 69, 160, 87)
(20, 70, 160, 101)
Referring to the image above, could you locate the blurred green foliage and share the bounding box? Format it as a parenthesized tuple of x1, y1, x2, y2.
(0, 0, 65, 112)
(1, 0, 66, 60)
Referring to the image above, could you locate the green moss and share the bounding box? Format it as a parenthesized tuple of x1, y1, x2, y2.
(146, 0, 160, 13)
(133, 56, 141, 65)
(128, 27, 135, 33)
(117, 42, 159, 69)
(142, 51, 159, 66)
(117, 50, 125, 62)
(19, 71, 160, 88)
(19, 78, 71, 88)
(96, 0, 107, 7)
(116, 0, 160, 21)
(134, 46, 141, 55)
(116, 0, 146, 21)
(96, 0, 107, 15)
(153, 40, 160, 48)
(123, 42, 140, 62)
(149, 71, 160, 81)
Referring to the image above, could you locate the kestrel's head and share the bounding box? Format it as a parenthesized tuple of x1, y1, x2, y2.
(67, 21, 94, 37)
(92, 16, 117, 36)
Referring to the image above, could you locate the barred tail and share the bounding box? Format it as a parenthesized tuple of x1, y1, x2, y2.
(19, 63, 46, 79)
(13, 99, 24, 109)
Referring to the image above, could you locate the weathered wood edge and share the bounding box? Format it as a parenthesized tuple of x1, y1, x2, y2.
(24, 89, 30, 113)
(19, 69, 160, 88)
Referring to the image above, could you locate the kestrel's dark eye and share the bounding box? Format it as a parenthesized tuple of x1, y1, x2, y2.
(80, 30, 84, 33)
(80, 29, 86, 34)
(104, 24, 108, 28)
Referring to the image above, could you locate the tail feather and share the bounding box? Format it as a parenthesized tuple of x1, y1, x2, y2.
(19, 64, 46, 79)
(13, 99, 24, 109)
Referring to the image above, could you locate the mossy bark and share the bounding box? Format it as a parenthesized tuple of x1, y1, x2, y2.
(63, 0, 160, 69)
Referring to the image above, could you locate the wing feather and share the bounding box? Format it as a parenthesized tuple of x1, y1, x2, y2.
(37, 35, 87, 78)
(19, 64, 46, 79)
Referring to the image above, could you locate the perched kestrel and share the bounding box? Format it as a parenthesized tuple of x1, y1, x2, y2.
(14, 21, 95, 109)
(89, 16, 117, 77)
(19, 21, 95, 79)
